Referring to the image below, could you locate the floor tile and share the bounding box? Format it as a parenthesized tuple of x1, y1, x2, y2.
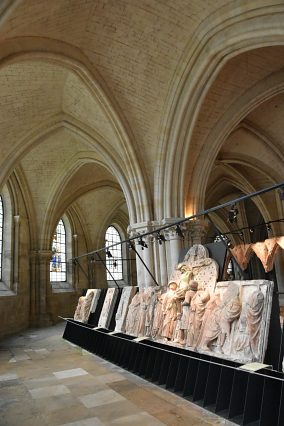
(59, 417, 105, 426)
(79, 389, 126, 408)
(53, 368, 89, 379)
(29, 384, 70, 398)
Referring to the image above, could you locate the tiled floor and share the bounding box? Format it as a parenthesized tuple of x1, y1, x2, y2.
(0, 323, 236, 425)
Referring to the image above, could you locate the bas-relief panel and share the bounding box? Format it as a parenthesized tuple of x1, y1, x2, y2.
(98, 288, 119, 329)
(86, 289, 101, 313)
(80, 245, 274, 365)
(74, 290, 95, 323)
(115, 286, 137, 333)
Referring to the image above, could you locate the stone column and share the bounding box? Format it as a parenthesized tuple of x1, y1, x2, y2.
(166, 227, 183, 276)
(37, 250, 53, 326)
(73, 234, 79, 290)
(128, 222, 156, 288)
(186, 219, 208, 246)
(143, 234, 155, 287)
(12, 215, 20, 293)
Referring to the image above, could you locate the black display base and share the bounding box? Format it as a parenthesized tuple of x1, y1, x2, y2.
(63, 319, 284, 426)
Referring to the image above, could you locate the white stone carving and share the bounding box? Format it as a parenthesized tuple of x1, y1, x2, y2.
(98, 288, 119, 329)
(86, 289, 101, 313)
(115, 286, 137, 333)
(74, 290, 95, 323)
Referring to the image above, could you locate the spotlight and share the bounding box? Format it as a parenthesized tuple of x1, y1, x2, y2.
(156, 232, 166, 245)
(138, 237, 148, 250)
(176, 225, 184, 238)
(106, 249, 113, 258)
(266, 223, 272, 233)
(228, 204, 238, 224)
(227, 239, 232, 248)
(249, 228, 254, 234)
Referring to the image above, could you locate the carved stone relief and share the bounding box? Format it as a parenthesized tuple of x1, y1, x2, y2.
(98, 288, 119, 329)
(86, 289, 101, 313)
(74, 290, 95, 323)
(115, 286, 137, 333)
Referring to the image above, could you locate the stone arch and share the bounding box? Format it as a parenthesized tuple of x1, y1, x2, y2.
(156, 2, 284, 219)
(0, 38, 152, 223)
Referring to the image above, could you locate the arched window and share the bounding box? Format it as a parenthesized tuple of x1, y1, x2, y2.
(50, 219, 67, 282)
(0, 196, 3, 280)
(105, 226, 123, 280)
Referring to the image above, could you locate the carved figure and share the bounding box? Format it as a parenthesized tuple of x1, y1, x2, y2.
(151, 291, 166, 338)
(186, 289, 210, 348)
(125, 291, 142, 336)
(200, 283, 241, 352)
(145, 288, 158, 337)
(246, 289, 264, 357)
(161, 281, 181, 341)
(175, 280, 198, 345)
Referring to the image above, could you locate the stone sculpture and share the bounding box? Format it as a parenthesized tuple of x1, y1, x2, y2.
(161, 281, 181, 341)
(174, 280, 198, 345)
(115, 286, 137, 333)
(151, 290, 166, 339)
(125, 291, 142, 336)
(252, 238, 279, 272)
(186, 288, 210, 348)
(74, 290, 95, 323)
(98, 288, 119, 329)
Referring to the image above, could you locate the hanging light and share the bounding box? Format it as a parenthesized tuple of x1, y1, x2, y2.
(175, 225, 184, 238)
(106, 249, 113, 258)
(228, 204, 238, 224)
(138, 237, 148, 250)
(156, 231, 166, 245)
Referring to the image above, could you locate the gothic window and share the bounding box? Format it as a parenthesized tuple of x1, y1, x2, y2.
(50, 219, 66, 282)
(105, 226, 123, 280)
(0, 196, 3, 280)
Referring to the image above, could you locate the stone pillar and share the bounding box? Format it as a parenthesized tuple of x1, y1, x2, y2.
(128, 222, 156, 288)
(166, 227, 183, 277)
(37, 250, 52, 326)
(185, 219, 208, 247)
(12, 215, 20, 293)
(143, 234, 155, 287)
(73, 234, 78, 290)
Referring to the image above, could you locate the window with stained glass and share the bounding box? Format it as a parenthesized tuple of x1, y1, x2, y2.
(50, 219, 66, 282)
(105, 226, 123, 280)
(0, 196, 3, 280)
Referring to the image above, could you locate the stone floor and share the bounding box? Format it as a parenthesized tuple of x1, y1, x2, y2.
(0, 322, 236, 426)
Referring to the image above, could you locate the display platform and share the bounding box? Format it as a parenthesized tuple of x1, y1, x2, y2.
(63, 318, 284, 426)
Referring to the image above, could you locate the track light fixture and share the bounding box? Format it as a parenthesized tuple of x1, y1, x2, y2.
(228, 204, 238, 224)
(227, 239, 232, 248)
(176, 225, 184, 238)
(156, 231, 166, 245)
(138, 237, 148, 250)
(106, 249, 113, 258)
